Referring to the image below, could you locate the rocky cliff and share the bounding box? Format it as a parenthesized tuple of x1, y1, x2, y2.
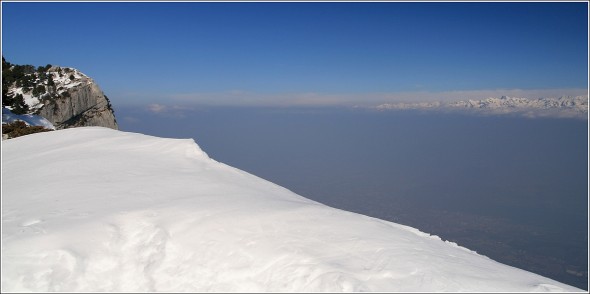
(2, 58, 118, 130)
(36, 67, 118, 129)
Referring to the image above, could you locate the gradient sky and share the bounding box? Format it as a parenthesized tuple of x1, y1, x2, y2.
(1, 2, 588, 107)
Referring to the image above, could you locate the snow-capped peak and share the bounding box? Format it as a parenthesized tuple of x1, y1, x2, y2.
(376, 96, 588, 118)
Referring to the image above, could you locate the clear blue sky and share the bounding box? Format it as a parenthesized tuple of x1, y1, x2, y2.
(2, 2, 588, 106)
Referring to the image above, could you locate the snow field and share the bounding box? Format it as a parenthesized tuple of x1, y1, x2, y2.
(1, 127, 583, 292)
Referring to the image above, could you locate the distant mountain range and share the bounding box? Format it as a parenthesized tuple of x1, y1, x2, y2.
(376, 96, 588, 119)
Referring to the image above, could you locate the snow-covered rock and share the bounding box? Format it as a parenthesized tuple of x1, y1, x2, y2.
(1, 128, 583, 292)
(2, 107, 55, 130)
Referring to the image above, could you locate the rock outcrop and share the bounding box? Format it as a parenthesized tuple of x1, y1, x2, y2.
(2, 59, 118, 130)
(37, 69, 118, 129)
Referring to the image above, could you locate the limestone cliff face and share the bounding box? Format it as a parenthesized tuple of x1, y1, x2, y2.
(4, 63, 118, 130)
(38, 78, 118, 129)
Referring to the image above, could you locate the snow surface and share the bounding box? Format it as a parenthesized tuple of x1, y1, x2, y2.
(2, 107, 55, 130)
(1, 127, 583, 292)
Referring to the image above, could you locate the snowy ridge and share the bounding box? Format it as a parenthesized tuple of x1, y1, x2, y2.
(1, 128, 583, 292)
(376, 96, 588, 118)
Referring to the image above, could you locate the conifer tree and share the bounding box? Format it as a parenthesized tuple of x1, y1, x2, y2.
(12, 94, 29, 115)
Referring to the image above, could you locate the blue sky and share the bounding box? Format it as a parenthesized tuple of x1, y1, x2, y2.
(2, 2, 588, 107)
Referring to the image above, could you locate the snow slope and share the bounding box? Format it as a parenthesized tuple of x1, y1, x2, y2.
(1, 127, 583, 292)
